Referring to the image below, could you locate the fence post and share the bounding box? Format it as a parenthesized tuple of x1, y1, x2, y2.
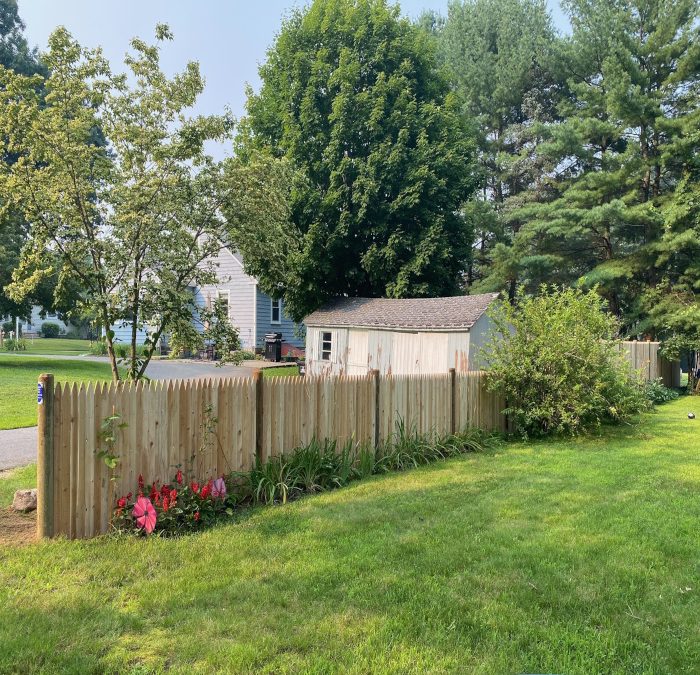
(370, 369, 380, 448)
(37, 373, 55, 538)
(254, 369, 264, 463)
(449, 368, 456, 434)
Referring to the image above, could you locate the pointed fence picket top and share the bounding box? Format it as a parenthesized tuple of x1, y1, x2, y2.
(40, 370, 507, 539)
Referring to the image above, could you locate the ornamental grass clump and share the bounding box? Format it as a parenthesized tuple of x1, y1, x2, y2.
(482, 286, 649, 437)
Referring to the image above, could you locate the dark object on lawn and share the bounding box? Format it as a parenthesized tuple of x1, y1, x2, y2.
(265, 332, 282, 362)
(689, 412, 695, 419)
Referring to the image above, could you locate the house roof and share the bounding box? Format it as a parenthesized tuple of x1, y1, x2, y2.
(305, 293, 499, 331)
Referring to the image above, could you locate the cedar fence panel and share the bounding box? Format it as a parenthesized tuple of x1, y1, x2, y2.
(41, 370, 505, 539)
(617, 341, 681, 387)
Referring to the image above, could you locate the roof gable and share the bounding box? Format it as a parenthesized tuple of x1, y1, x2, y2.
(305, 293, 499, 330)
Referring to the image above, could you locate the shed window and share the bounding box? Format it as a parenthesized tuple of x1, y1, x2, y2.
(321, 332, 333, 361)
(271, 298, 281, 324)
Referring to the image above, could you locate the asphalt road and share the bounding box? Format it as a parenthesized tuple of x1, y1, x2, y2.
(0, 357, 254, 471)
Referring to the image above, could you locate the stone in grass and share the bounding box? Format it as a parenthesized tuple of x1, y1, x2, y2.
(12, 489, 37, 513)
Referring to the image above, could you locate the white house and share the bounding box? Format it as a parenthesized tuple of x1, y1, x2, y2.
(1, 306, 76, 336)
(110, 247, 304, 352)
(304, 293, 499, 376)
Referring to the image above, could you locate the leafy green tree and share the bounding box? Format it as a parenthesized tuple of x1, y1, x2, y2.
(435, 0, 560, 297)
(0, 0, 44, 322)
(483, 286, 648, 437)
(236, 0, 476, 322)
(498, 0, 700, 329)
(0, 25, 235, 380)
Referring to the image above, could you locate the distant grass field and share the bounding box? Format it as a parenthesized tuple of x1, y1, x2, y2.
(1, 338, 92, 356)
(0, 357, 115, 430)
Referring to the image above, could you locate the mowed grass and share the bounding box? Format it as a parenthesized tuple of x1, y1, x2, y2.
(1, 337, 92, 355)
(262, 364, 300, 378)
(0, 357, 115, 429)
(0, 464, 36, 507)
(1, 398, 699, 673)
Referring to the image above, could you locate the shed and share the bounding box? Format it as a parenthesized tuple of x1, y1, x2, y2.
(304, 293, 499, 376)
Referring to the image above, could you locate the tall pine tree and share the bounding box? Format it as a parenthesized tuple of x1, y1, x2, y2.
(501, 0, 699, 332)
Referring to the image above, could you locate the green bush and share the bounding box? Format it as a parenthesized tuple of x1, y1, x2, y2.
(644, 378, 680, 405)
(3, 337, 27, 351)
(2, 321, 14, 334)
(89, 341, 108, 356)
(40, 322, 61, 338)
(482, 286, 649, 437)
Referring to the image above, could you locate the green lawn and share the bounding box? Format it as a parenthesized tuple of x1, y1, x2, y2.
(1, 337, 93, 355)
(0, 464, 36, 507)
(0, 357, 115, 429)
(0, 397, 698, 672)
(262, 364, 300, 377)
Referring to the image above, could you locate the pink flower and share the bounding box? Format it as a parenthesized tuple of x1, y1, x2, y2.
(212, 477, 227, 500)
(132, 496, 157, 534)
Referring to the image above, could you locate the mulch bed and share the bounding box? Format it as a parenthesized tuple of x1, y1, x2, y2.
(0, 507, 36, 546)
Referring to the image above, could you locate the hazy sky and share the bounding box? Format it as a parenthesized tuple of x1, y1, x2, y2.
(19, 1, 569, 159)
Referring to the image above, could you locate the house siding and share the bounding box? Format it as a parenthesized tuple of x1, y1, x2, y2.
(196, 249, 257, 350)
(255, 289, 304, 350)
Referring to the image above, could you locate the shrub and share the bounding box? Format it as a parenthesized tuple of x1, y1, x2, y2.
(232, 350, 258, 361)
(40, 322, 61, 338)
(89, 340, 108, 356)
(3, 337, 27, 351)
(644, 378, 680, 405)
(482, 286, 649, 437)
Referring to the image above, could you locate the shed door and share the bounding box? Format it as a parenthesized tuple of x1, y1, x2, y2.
(346, 330, 369, 375)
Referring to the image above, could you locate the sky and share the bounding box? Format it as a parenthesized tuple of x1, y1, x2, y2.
(19, 1, 569, 160)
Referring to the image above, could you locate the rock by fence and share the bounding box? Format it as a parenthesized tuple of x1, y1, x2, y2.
(37, 370, 506, 539)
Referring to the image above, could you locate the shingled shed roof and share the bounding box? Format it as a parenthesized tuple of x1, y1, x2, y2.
(305, 293, 499, 330)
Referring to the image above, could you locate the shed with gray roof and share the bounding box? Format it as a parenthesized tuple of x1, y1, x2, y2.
(304, 293, 499, 376)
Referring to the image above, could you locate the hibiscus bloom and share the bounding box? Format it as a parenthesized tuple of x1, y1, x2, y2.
(212, 477, 227, 500)
(132, 496, 157, 534)
(200, 482, 211, 499)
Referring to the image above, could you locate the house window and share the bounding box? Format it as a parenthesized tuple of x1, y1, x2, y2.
(271, 298, 281, 324)
(217, 291, 230, 319)
(321, 331, 333, 361)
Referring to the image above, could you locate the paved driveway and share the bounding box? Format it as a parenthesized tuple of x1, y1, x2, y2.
(0, 357, 254, 470)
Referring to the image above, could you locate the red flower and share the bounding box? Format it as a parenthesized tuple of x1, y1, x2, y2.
(200, 483, 211, 499)
(162, 496, 170, 512)
(170, 488, 177, 503)
(117, 496, 127, 509)
(132, 496, 157, 534)
(194, 511, 200, 522)
(138, 474, 144, 490)
(150, 482, 158, 502)
(126, 492, 132, 501)
(161, 484, 171, 498)
(190, 481, 199, 494)
(176, 469, 183, 485)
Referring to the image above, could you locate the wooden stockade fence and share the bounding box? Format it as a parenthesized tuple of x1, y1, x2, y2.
(617, 341, 681, 387)
(37, 370, 506, 539)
